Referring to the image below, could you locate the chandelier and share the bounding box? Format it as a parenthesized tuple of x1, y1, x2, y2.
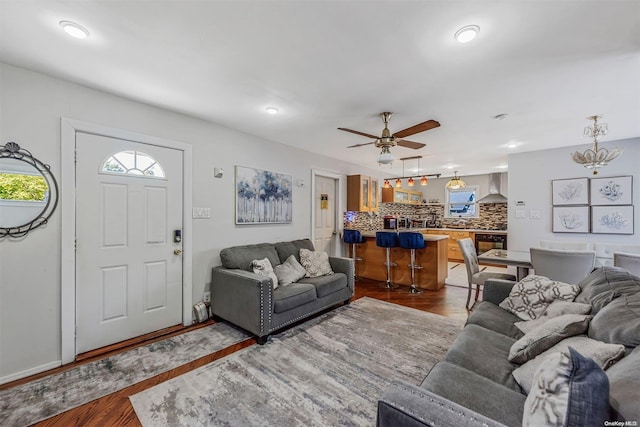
(571, 115, 622, 175)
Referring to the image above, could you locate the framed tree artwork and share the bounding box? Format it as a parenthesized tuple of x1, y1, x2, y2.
(235, 166, 292, 224)
(552, 178, 589, 206)
(552, 206, 590, 233)
(589, 176, 633, 206)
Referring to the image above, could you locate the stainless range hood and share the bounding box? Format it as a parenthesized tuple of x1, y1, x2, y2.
(478, 173, 508, 203)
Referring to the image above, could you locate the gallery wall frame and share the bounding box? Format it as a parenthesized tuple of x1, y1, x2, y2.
(591, 205, 634, 235)
(552, 206, 590, 233)
(235, 165, 293, 224)
(589, 175, 633, 206)
(552, 177, 589, 206)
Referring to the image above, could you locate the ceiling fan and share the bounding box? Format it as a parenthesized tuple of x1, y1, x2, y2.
(338, 112, 440, 164)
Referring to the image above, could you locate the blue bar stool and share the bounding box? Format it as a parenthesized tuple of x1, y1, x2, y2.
(376, 231, 399, 289)
(343, 229, 364, 279)
(398, 232, 426, 294)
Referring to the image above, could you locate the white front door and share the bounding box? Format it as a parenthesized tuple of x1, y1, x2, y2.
(314, 176, 337, 256)
(75, 132, 183, 354)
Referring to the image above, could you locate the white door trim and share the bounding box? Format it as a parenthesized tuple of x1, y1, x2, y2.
(60, 118, 193, 364)
(310, 169, 343, 257)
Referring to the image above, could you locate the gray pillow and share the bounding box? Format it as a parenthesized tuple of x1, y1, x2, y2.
(512, 335, 625, 393)
(574, 266, 640, 314)
(522, 347, 610, 427)
(509, 314, 591, 364)
(589, 292, 640, 348)
(515, 301, 592, 334)
(606, 345, 640, 421)
(274, 255, 307, 286)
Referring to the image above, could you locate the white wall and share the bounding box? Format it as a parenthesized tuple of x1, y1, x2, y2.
(0, 63, 382, 381)
(508, 137, 639, 251)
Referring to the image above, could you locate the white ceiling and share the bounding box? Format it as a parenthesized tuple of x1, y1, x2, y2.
(1, 1, 639, 177)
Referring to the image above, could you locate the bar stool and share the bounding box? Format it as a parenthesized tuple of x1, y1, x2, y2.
(343, 229, 364, 279)
(398, 232, 426, 294)
(376, 231, 399, 289)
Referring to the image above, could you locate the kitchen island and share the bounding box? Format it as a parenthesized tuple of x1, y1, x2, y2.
(353, 231, 449, 290)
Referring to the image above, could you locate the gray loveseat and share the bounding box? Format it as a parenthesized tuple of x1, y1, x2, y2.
(211, 239, 354, 344)
(378, 266, 640, 426)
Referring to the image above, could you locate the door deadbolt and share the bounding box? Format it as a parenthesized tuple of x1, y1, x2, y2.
(174, 249, 183, 255)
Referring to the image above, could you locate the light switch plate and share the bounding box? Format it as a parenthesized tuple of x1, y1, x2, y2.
(192, 207, 211, 219)
(530, 210, 541, 219)
(515, 209, 526, 218)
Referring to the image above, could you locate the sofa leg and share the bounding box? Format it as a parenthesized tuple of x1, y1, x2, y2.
(256, 335, 269, 345)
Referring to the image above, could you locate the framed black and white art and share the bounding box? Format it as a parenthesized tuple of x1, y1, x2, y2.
(591, 205, 634, 235)
(552, 206, 590, 233)
(552, 178, 589, 206)
(589, 176, 633, 206)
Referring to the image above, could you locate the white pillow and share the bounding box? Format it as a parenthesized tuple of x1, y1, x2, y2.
(251, 257, 279, 289)
(515, 300, 592, 334)
(274, 255, 306, 286)
(499, 275, 580, 321)
(299, 248, 334, 278)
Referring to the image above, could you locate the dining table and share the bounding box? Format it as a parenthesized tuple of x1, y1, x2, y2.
(478, 248, 533, 281)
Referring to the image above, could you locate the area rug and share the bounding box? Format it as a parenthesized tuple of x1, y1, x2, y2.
(0, 322, 250, 426)
(130, 297, 464, 426)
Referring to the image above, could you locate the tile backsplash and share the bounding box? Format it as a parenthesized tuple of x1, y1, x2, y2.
(344, 203, 508, 231)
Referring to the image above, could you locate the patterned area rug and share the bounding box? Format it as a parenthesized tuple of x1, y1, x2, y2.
(130, 297, 464, 426)
(0, 322, 250, 426)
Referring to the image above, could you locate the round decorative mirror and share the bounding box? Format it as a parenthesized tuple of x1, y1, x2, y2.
(0, 142, 59, 238)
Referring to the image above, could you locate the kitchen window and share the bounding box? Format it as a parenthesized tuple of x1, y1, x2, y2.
(446, 186, 479, 218)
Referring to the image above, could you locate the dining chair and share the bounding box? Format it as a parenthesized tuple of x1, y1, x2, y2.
(458, 238, 516, 310)
(529, 247, 596, 284)
(613, 252, 640, 277)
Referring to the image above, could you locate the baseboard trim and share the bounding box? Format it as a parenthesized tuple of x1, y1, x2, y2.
(0, 360, 61, 385)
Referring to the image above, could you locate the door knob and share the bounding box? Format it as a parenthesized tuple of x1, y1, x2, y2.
(174, 249, 183, 255)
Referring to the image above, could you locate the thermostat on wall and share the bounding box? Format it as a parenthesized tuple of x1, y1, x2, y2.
(515, 200, 525, 206)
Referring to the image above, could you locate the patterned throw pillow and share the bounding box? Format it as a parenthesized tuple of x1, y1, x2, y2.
(515, 301, 592, 334)
(274, 255, 307, 286)
(522, 347, 610, 427)
(499, 275, 580, 321)
(251, 257, 279, 289)
(299, 248, 334, 278)
(508, 314, 591, 364)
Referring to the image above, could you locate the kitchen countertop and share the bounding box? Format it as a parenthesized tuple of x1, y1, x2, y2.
(358, 228, 508, 238)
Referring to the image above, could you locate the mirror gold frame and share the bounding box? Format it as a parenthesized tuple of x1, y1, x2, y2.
(0, 142, 59, 238)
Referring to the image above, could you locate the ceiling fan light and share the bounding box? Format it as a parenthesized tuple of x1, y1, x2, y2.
(377, 147, 394, 164)
(407, 177, 414, 186)
(420, 176, 428, 186)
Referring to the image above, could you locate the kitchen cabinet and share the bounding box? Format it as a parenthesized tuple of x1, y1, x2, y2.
(422, 229, 474, 261)
(381, 188, 423, 204)
(347, 175, 379, 212)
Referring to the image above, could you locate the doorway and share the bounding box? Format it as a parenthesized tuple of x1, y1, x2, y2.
(311, 170, 343, 257)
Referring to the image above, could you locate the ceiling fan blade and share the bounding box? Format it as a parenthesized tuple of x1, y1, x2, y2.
(347, 141, 376, 148)
(393, 119, 441, 138)
(338, 127, 380, 139)
(396, 139, 426, 149)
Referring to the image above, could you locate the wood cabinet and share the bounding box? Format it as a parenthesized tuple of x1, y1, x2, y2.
(423, 230, 474, 261)
(381, 188, 423, 205)
(347, 175, 379, 212)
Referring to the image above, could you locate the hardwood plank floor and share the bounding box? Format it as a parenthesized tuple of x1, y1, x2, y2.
(11, 279, 471, 427)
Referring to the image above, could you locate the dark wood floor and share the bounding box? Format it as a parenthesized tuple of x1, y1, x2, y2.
(8, 279, 471, 427)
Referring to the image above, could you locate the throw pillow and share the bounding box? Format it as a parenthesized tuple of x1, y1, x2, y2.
(512, 335, 625, 394)
(499, 275, 579, 321)
(508, 314, 591, 364)
(588, 292, 640, 348)
(251, 257, 279, 290)
(274, 255, 307, 286)
(522, 347, 610, 427)
(299, 248, 334, 278)
(515, 301, 592, 334)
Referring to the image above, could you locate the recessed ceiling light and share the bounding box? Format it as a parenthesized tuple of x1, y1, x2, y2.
(454, 25, 480, 43)
(506, 142, 520, 149)
(265, 106, 279, 115)
(60, 21, 89, 39)
(496, 164, 508, 169)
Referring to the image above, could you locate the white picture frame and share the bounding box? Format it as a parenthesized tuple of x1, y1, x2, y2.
(235, 165, 292, 224)
(589, 176, 633, 206)
(552, 206, 590, 233)
(591, 205, 634, 234)
(552, 178, 589, 206)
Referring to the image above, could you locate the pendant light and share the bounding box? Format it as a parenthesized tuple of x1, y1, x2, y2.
(571, 115, 622, 175)
(446, 171, 466, 190)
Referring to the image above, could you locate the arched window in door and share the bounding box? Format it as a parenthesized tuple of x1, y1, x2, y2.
(100, 150, 165, 178)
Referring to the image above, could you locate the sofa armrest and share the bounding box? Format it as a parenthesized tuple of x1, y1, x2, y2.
(378, 381, 507, 427)
(329, 256, 355, 292)
(210, 267, 273, 337)
(482, 279, 516, 305)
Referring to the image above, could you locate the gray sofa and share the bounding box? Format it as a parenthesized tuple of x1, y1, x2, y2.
(378, 266, 640, 427)
(211, 239, 354, 344)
